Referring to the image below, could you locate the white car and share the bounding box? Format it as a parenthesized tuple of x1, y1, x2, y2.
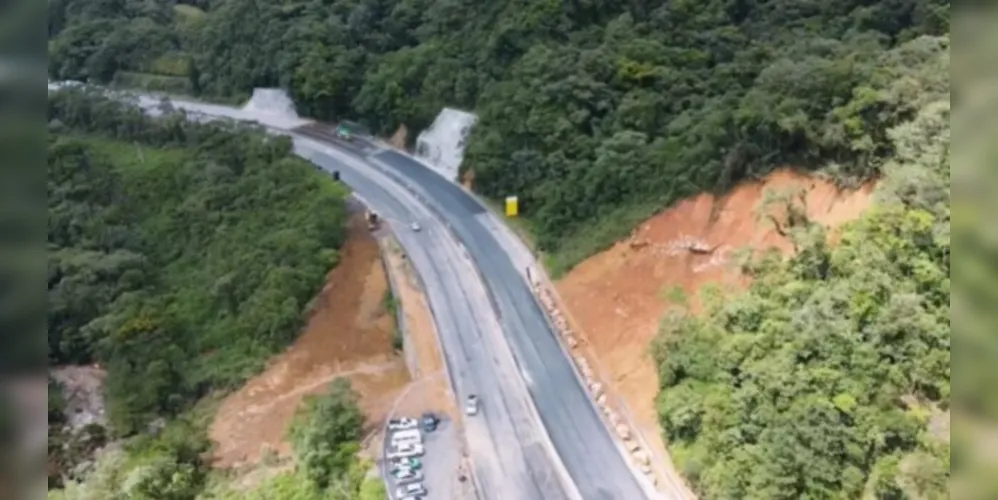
(388, 417, 418, 431)
(386, 442, 425, 459)
(396, 469, 424, 483)
(410, 221, 421, 231)
(391, 429, 422, 446)
(396, 483, 427, 498)
(465, 394, 480, 416)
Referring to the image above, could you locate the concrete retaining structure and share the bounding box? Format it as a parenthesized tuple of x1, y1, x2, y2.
(376, 235, 418, 379)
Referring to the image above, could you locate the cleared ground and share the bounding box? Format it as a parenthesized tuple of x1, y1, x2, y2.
(209, 209, 470, 500)
(554, 169, 875, 481)
(210, 214, 410, 469)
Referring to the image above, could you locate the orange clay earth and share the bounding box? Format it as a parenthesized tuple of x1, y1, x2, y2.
(554, 168, 876, 477)
(210, 213, 450, 470)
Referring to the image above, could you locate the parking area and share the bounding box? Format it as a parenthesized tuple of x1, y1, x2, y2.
(381, 413, 465, 499)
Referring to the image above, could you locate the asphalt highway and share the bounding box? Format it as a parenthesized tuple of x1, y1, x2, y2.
(367, 149, 649, 500)
(52, 81, 651, 498)
(293, 136, 580, 500)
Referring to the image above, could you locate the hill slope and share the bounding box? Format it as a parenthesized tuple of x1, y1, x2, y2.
(47, 0, 950, 271)
(47, 90, 350, 491)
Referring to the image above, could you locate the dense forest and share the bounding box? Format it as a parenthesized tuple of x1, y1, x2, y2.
(45, 0, 957, 498)
(45, 90, 374, 497)
(47, 0, 950, 272)
(653, 34, 950, 499)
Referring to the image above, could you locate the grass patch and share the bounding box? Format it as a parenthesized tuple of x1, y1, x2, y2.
(544, 200, 662, 278)
(382, 289, 403, 352)
(148, 53, 192, 78)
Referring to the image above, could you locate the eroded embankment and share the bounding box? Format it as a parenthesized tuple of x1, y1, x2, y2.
(209, 214, 409, 470)
(554, 169, 875, 479)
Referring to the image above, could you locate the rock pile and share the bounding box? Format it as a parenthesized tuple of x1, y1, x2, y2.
(527, 265, 660, 487)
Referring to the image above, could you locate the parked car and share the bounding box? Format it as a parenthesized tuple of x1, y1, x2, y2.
(391, 436, 422, 449)
(391, 428, 422, 445)
(388, 417, 418, 431)
(421, 412, 439, 432)
(391, 457, 422, 471)
(389, 457, 423, 472)
(396, 483, 427, 498)
(396, 469, 424, 483)
(387, 442, 425, 459)
(465, 394, 480, 416)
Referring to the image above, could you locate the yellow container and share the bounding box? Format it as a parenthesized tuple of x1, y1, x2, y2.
(505, 196, 519, 217)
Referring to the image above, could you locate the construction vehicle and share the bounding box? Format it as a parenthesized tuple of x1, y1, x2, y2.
(365, 210, 379, 231)
(335, 124, 354, 142)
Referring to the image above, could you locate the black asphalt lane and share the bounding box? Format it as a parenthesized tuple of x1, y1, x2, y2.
(370, 150, 647, 500)
(301, 145, 570, 500)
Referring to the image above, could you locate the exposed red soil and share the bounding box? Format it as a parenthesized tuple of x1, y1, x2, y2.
(210, 215, 410, 469)
(209, 215, 459, 472)
(555, 169, 875, 476)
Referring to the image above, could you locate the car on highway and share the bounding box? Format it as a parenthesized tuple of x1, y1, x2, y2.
(334, 125, 353, 142)
(465, 394, 480, 416)
(395, 483, 427, 498)
(421, 412, 438, 432)
(410, 221, 421, 231)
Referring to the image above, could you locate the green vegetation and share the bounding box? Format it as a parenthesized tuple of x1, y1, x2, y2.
(52, 380, 379, 500)
(47, 1, 956, 498)
(382, 289, 403, 351)
(653, 35, 950, 499)
(201, 379, 378, 500)
(47, 0, 950, 271)
(286, 378, 364, 488)
(47, 89, 351, 493)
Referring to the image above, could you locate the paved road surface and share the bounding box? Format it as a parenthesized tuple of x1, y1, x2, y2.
(294, 136, 579, 500)
(366, 149, 649, 500)
(51, 83, 651, 499)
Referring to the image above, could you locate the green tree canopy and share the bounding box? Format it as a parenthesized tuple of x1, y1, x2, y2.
(47, 0, 951, 272)
(653, 44, 950, 498)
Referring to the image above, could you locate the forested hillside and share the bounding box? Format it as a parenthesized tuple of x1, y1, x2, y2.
(47, 90, 350, 489)
(653, 35, 950, 499)
(47, 0, 950, 271)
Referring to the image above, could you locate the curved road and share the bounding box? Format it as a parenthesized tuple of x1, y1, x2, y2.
(295, 134, 648, 500)
(49, 83, 650, 499)
(368, 149, 649, 500)
(294, 137, 580, 500)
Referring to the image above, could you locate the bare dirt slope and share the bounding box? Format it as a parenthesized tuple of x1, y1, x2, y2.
(210, 215, 410, 469)
(555, 169, 875, 474)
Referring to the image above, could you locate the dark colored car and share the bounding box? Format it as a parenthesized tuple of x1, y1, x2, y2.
(421, 412, 439, 432)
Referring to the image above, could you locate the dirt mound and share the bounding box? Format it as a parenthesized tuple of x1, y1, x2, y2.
(555, 169, 875, 474)
(209, 215, 410, 470)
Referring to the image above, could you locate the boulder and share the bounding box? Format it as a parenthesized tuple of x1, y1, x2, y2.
(615, 424, 631, 440)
